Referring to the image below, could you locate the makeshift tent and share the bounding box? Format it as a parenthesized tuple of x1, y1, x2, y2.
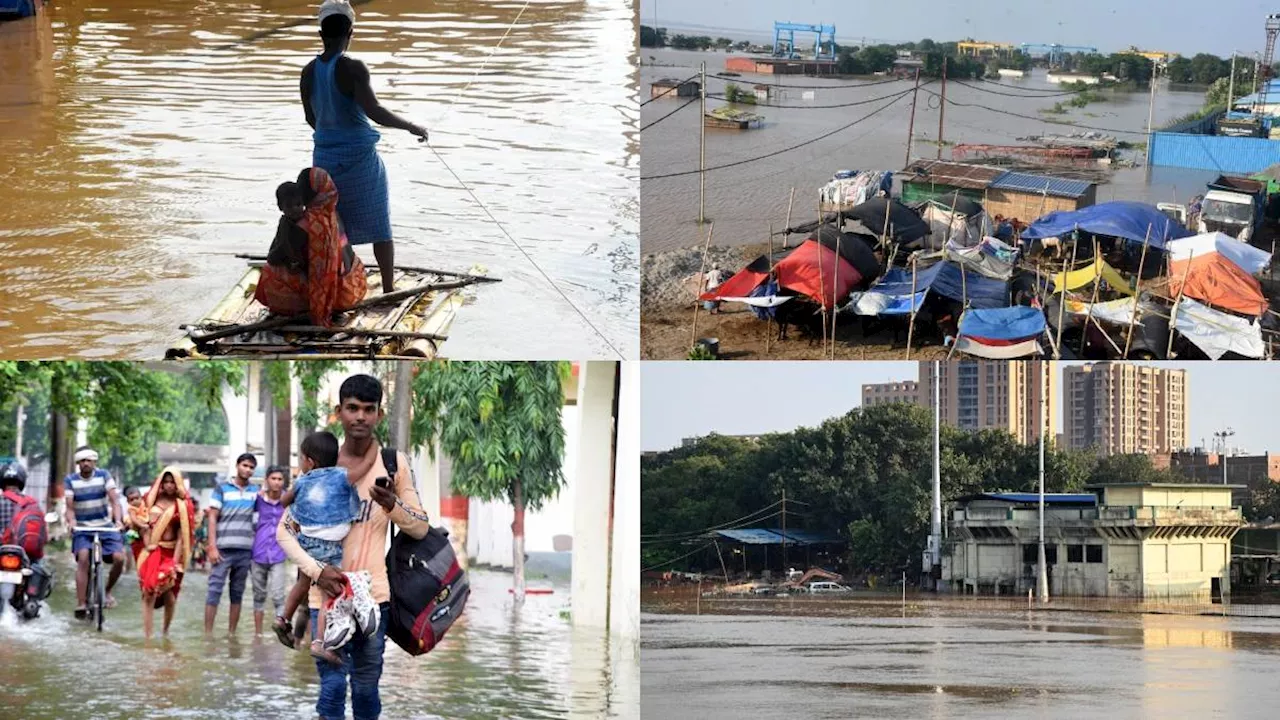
(922, 199, 994, 249)
(819, 170, 893, 211)
(846, 265, 939, 315)
(1167, 232, 1272, 316)
(1174, 298, 1266, 359)
(944, 237, 1017, 280)
(810, 225, 882, 280)
(954, 306, 1045, 358)
(1021, 201, 1193, 248)
(846, 259, 1009, 314)
(844, 197, 930, 243)
(1052, 257, 1134, 296)
(702, 238, 860, 310)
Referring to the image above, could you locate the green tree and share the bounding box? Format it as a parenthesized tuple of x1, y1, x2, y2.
(639, 25, 666, 48)
(411, 361, 570, 603)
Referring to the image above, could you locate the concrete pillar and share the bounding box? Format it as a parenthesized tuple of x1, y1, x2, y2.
(571, 361, 617, 631)
(609, 361, 639, 642)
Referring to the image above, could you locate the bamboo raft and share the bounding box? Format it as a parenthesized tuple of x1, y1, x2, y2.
(166, 256, 500, 360)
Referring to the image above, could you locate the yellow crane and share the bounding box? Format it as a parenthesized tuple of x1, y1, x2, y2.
(958, 39, 1015, 57)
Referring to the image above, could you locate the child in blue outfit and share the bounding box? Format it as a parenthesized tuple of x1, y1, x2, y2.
(282, 430, 359, 664)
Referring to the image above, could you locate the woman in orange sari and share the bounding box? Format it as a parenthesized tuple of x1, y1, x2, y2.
(137, 466, 196, 640)
(254, 166, 368, 327)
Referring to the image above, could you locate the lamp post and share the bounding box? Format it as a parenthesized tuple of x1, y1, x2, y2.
(1214, 429, 1236, 484)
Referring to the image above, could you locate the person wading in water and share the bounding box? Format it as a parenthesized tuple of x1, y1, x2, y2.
(302, 0, 429, 295)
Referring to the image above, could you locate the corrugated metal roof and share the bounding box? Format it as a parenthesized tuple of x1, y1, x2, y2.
(763, 528, 845, 545)
(989, 171, 1093, 199)
(715, 529, 787, 544)
(979, 492, 1097, 505)
(901, 159, 1004, 190)
(1150, 132, 1280, 174)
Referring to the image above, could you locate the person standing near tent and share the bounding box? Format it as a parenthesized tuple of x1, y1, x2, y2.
(300, 0, 430, 295)
(702, 263, 726, 314)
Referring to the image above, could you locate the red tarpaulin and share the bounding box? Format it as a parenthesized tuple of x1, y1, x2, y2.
(701, 239, 861, 309)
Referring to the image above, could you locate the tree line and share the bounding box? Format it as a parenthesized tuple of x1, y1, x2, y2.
(641, 402, 1243, 577)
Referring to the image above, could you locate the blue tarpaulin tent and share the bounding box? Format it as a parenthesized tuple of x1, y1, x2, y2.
(931, 262, 1010, 308)
(1020, 201, 1192, 248)
(959, 306, 1046, 341)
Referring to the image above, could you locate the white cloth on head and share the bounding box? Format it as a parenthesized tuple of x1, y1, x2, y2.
(318, 0, 356, 24)
(74, 449, 98, 463)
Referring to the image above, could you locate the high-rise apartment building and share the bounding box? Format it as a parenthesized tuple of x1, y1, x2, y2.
(862, 363, 1056, 444)
(861, 380, 920, 408)
(919, 361, 1058, 445)
(1063, 363, 1189, 455)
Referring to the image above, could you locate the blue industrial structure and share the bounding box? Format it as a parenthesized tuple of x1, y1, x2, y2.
(773, 22, 837, 61)
(1019, 43, 1099, 66)
(1149, 132, 1280, 174)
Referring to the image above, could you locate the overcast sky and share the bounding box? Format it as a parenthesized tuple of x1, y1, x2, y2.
(640, 0, 1270, 58)
(641, 362, 1279, 454)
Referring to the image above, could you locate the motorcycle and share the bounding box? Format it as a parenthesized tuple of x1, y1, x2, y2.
(0, 543, 53, 621)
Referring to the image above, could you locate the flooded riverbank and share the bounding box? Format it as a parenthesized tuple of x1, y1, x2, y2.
(5, 554, 636, 719)
(0, 0, 638, 359)
(642, 599, 1280, 719)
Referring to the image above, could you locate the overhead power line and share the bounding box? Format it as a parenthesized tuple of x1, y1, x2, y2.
(950, 78, 1090, 98)
(707, 73, 906, 89)
(641, 94, 700, 131)
(641, 542, 718, 573)
(641, 72, 702, 107)
(706, 80, 935, 110)
(919, 87, 1149, 136)
(641, 88, 914, 181)
(641, 500, 783, 540)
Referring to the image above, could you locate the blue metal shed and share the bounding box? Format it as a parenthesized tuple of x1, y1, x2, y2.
(989, 172, 1093, 199)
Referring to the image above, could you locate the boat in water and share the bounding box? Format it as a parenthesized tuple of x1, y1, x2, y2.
(166, 256, 499, 360)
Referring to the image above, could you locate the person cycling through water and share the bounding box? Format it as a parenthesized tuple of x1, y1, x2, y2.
(64, 446, 126, 616)
(301, 0, 429, 296)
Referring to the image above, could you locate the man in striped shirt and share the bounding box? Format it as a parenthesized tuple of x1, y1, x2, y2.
(64, 446, 125, 617)
(204, 453, 261, 636)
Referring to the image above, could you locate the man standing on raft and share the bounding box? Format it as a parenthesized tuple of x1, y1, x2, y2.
(302, 0, 429, 294)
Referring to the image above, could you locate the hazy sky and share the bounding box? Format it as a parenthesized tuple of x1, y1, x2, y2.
(641, 362, 1279, 453)
(639, 0, 1271, 58)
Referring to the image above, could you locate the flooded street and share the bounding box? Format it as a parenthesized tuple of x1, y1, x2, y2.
(641, 48, 1218, 255)
(0, 0, 638, 359)
(642, 600, 1280, 719)
(4, 554, 637, 719)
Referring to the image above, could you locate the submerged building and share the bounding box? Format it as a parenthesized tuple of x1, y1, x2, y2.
(942, 483, 1244, 600)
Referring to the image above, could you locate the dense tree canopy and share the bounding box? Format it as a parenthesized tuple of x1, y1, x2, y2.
(643, 402, 1192, 575)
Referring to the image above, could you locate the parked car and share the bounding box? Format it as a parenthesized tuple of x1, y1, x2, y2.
(806, 581, 852, 594)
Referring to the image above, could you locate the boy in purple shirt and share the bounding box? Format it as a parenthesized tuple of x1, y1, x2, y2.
(251, 465, 289, 636)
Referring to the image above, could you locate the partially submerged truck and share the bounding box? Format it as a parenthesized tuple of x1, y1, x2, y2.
(1196, 175, 1268, 242)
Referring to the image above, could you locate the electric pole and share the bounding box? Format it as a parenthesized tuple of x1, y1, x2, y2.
(1038, 361, 1049, 603)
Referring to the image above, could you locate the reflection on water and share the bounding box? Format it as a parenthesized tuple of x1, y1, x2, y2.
(3, 554, 633, 719)
(642, 603, 1280, 719)
(0, 0, 638, 359)
(641, 48, 1213, 254)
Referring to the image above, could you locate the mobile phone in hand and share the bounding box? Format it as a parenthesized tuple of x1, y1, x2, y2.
(375, 476, 391, 490)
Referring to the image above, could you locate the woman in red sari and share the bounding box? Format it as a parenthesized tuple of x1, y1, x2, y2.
(137, 466, 195, 640)
(254, 166, 368, 327)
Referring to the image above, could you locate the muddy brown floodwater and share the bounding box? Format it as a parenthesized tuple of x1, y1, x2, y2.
(642, 596, 1280, 719)
(0, 0, 638, 359)
(2, 554, 636, 719)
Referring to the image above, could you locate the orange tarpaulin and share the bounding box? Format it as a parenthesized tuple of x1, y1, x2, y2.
(1167, 233, 1270, 316)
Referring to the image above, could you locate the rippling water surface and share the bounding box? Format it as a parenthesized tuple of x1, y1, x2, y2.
(4, 557, 635, 719)
(0, 0, 638, 359)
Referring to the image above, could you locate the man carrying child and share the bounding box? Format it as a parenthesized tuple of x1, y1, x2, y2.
(277, 373, 431, 720)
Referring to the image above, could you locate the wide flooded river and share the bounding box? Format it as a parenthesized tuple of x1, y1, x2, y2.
(642, 600, 1280, 719)
(4, 555, 637, 719)
(0, 0, 638, 359)
(641, 48, 1221, 254)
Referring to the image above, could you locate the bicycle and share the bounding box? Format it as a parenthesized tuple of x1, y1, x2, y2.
(73, 526, 117, 632)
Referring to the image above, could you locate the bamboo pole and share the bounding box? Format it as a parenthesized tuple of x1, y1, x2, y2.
(1166, 249, 1194, 359)
(189, 279, 476, 344)
(1078, 239, 1103, 356)
(817, 197, 827, 355)
(905, 256, 919, 360)
(905, 68, 921, 167)
(1122, 224, 1153, 359)
(831, 233, 841, 360)
(1053, 234, 1079, 356)
(690, 221, 715, 349)
(881, 196, 894, 248)
(783, 187, 796, 249)
(767, 222, 775, 355)
(944, 189, 961, 248)
(234, 255, 502, 283)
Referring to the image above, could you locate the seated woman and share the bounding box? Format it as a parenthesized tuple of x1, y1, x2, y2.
(254, 167, 368, 327)
(136, 467, 196, 640)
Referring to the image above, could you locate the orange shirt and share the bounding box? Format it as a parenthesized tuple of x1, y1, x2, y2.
(277, 443, 430, 607)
